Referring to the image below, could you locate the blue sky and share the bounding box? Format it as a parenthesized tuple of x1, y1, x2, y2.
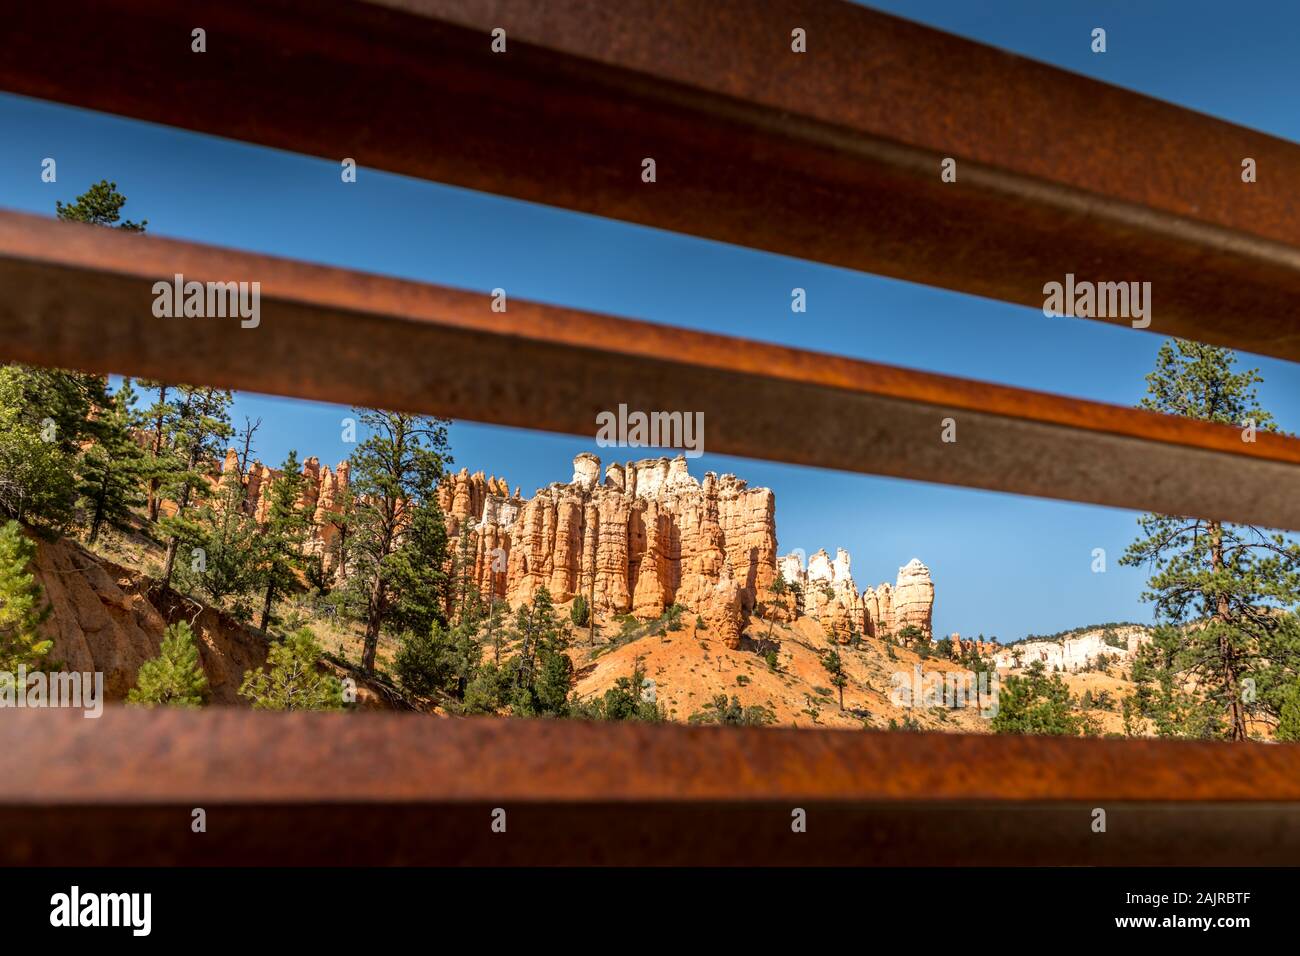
(3, 0, 1299, 642)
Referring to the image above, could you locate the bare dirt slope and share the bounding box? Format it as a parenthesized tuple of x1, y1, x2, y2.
(27, 530, 392, 707)
(571, 615, 997, 732)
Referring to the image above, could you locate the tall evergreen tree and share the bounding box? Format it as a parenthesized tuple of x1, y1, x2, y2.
(156, 386, 233, 593)
(345, 410, 452, 673)
(383, 498, 451, 639)
(77, 378, 146, 544)
(126, 621, 208, 707)
(1119, 340, 1300, 740)
(822, 648, 848, 710)
(0, 520, 52, 674)
(451, 527, 479, 623)
(394, 612, 483, 704)
(319, 482, 354, 585)
(0, 183, 149, 530)
(766, 571, 788, 642)
(256, 451, 310, 631)
(1277, 676, 1300, 742)
(137, 380, 178, 523)
(505, 586, 572, 716)
(178, 478, 260, 610)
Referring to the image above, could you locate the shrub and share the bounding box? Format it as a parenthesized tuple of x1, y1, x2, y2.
(394, 620, 456, 699)
(570, 594, 589, 627)
(127, 621, 208, 707)
(688, 694, 776, 726)
(239, 627, 344, 711)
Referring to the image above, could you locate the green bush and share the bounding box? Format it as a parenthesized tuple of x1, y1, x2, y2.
(570, 594, 589, 627)
(127, 621, 208, 708)
(239, 627, 344, 711)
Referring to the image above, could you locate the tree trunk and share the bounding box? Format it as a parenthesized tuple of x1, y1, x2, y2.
(87, 475, 107, 545)
(161, 535, 180, 592)
(362, 573, 385, 673)
(1209, 521, 1248, 741)
(158, 461, 197, 595)
(335, 525, 348, 582)
(147, 385, 169, 522)
(260, 580, 275, 632)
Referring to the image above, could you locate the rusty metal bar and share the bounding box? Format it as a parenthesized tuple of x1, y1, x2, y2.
(4, 209, 1300, 528)
(3, 708, 1300, 865)
(4, 0, 1300, 360)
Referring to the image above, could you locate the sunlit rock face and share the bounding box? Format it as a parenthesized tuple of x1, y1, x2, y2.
(778, 550, 936, 644)
(442, 455, 777, 642)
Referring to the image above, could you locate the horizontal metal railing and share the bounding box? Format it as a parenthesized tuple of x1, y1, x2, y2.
(2, 0, 1299, 865)
(4, 0, 1299, 360)
(4, 709, 1300, 865)
(3, 208, 1300, 530)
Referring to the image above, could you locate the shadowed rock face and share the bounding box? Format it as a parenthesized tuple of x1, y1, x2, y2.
(437, 455, 777, 637)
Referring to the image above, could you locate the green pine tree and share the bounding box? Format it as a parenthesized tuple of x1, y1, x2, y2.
(137, 380, 179, 523)
(0, 520, 53, 674)
(177, 477, 260, 612)
(1119, 340, 1300, 740)
(239, 627, 344, 711)
(766, 571, 788, 642)
(382, 497, 451, 640)
(0, 364, 102, 530)
(0, 184, 149, 530)
(499, 586, 572, 717)
(77, 378, 146, 544)
(822, 648, 848, 710)
(394, 611, 485, 704)
(126, 621, 208, 707)
(345, 410, 452, 673)
(256, 451, 310, 631)
(992, 660, 1093, 736)
(571, 656, 664, 722)
(55, 179, 147, 231)
(1277, 680, 1300, 742)
(156, 386, 233, 594)
(570, 593, 590, 628)
(395, 619, 456, 700)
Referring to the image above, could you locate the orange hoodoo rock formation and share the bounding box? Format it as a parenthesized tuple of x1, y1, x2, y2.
(437, 454, 778, 649)
(777, 548, 935, 644)
(209, 446, 936, 651)
(217, 449, 353, 576)
(950, 633, 1000, 658)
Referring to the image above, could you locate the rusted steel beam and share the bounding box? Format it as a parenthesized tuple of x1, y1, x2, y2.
(3, 0, 1300, 360)
(4, 209, 1300, 528)
(3, 708, 1300, 865)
